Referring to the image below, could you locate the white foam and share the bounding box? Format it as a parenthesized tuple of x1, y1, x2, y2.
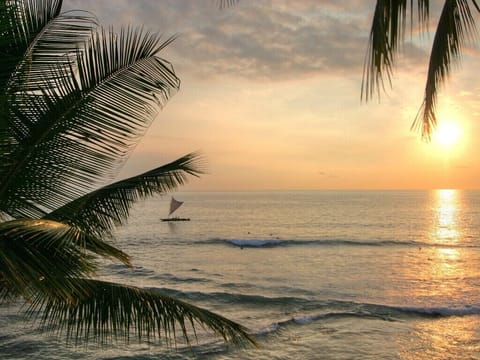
(293, 314, 322, 324)
(257, 322, 280, 335)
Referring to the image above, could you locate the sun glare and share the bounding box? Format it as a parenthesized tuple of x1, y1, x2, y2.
(434, 121, 462, 148)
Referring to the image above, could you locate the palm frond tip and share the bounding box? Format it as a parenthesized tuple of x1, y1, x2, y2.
(413, 0, 478, 139)
(46, 152, 206, 239)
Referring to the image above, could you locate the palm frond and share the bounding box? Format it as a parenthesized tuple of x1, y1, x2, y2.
(0, 0, 63, 93)
(0, 1, 97, 218)
(362, 0, 406, 101)
(362, 0, 431, 101)
(28, 279, 257, 347)
(412, 0, 478, 138)
(217, 0, 239, 9)
(0, 218, 98, 302)
(469, 0, 480, 12)
(46, 152, 205, 239)
(0, 1, 97, 95)
(416, 0, 430, 31)
(0, 27, 180, 218)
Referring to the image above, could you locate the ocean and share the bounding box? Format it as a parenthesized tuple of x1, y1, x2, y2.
(1, 190, 480, 359)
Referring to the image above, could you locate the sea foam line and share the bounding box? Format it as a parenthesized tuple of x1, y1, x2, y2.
(256, 305, 480, 336)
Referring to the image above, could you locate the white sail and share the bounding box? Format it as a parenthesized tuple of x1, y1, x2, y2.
(169, 197, 184, 216)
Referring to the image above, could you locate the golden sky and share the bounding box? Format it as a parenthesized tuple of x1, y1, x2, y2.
(65, 1, 480, 190)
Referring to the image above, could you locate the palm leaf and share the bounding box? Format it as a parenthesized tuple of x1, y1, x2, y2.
(217, 0, 239, 9)
(362, 0, 406, 101)
(28, 279, 257, 347)
(0, 218, 98, 302)
(3, 7, 94, 145)
(362, 0, 430, 101)
(0, 1, 97, 218)
(412, 0, 478, 138)
(46, 152, 205, 239)
(0, 27, 180, 218)
(0, 1, 97, 109)
(0, 0, 63, 94)
(20, 8, 97, 90)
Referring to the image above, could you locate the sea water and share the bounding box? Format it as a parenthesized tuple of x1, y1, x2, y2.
(1, 190, 480, 359)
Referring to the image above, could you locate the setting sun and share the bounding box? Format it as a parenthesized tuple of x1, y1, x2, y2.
(434, 121, 462, 148)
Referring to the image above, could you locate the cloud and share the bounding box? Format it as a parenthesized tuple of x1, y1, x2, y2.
(172, 4, 372, 81)
(63, 1, 427, 82)
(70, 1, 429, 83)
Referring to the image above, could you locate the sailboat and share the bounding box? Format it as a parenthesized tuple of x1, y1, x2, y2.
(161, 197, 190, 222)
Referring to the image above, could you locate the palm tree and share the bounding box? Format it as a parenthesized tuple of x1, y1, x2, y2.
(0, 0, 255, 347)
(362, 0, 480, 139)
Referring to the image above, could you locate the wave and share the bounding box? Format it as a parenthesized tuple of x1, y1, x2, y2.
(147, 287, 480, 320)
(256, 304, 480, 336)
(150, 273, 211, 284)
(103, 264, 155, 277)
(148, 287, 314, 308)
(203, 238, 480, 249)
(224, 238, 285, 248)
(256, 311, 394, 336)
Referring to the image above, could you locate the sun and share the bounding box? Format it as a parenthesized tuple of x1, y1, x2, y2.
(434, 121, 462, 148)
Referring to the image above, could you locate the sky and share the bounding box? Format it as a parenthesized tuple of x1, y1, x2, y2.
(63, 0, 480, 191)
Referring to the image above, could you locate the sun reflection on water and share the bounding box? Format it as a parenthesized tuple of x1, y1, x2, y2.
(397, 189, 472, 301)
(399, 316, 480, 359)
(395, 189, 480, 358)
(426, 189, 465, 287)
(433, 189, 461, 244)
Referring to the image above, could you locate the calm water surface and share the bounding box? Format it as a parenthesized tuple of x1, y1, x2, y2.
(1, 190, 480, 359)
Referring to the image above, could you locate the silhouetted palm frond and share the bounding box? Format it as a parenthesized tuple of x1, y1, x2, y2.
(0, 0, 97, 95)
(46, 152, 205, 239)
(28, 279, 257, 347)
(0, 219, 97, 302)
(413, 0, 478, 138)
(217, 0, 239, 10)
(0, 28, 180, 219)
(362, 0, 430, 101)
(364, 0, 480, 138)
(0, 0, 255, 350)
